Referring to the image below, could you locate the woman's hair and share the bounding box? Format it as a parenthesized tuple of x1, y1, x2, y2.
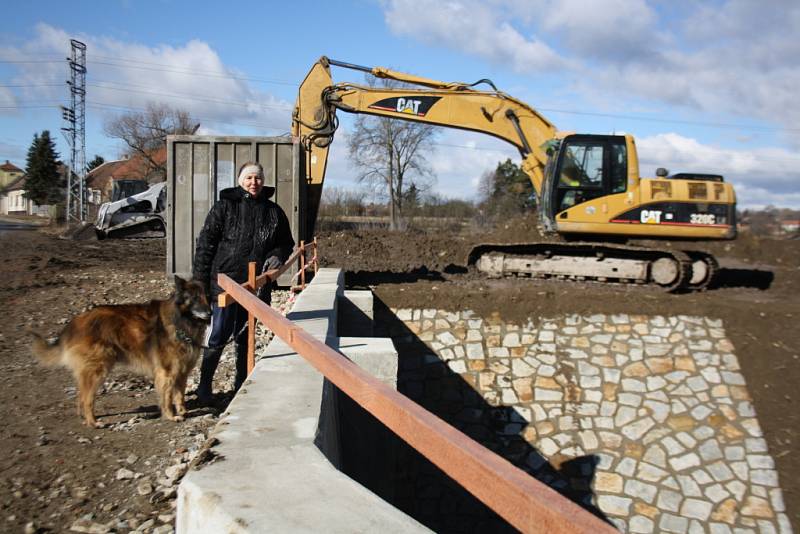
(237, 161, 265, 187)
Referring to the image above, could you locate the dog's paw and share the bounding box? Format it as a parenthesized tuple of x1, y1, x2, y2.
(84, 420, 105, 429)
(170, 415, 185, 422)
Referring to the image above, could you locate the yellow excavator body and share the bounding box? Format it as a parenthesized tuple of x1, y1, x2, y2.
(292, 56, 737, 290)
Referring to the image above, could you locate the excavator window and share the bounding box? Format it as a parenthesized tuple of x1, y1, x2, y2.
(557, 142, 605, 211)
(553, 136, 628, 214)
(610, 142, 627, 194)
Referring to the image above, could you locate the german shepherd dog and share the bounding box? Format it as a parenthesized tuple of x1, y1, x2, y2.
(31, 276, 211, 428)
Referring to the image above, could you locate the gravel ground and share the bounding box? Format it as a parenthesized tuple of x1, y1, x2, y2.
(0, 215, 798, 532)
(0, 222, 293, 534)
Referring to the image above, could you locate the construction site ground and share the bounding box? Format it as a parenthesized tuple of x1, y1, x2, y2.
(0, 215, 797, 532)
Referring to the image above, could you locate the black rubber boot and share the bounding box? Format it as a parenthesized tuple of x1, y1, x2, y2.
(234, 341, 248, 393)
(197, 346, 223, 405)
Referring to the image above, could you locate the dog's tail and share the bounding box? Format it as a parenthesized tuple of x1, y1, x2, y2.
(28, 330, 64, 366)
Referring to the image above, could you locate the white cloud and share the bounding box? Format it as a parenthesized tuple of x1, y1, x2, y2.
(322, 125, 516, 202)
(381, 1, 800, 146)
(537, 0, 662, 61)
(637, 133, 800, 208)
(428, 131, 516, 197)
(383, 0, 569, 72)
(0, 24, 292, 135)
(316, 124, 800, 209)
(425, 130, 800, 208)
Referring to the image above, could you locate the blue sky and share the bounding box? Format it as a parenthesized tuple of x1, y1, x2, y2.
(2, 0, 798, 209)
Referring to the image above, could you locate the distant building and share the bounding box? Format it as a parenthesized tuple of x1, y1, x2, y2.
(0, 161, 27, 215)
(0, 160, 23, 187)
(86, 148, 167, 205)
(1, 175, 28, 214)
(0, 175, 51, 216)
(781, 220, 800, 234)
(0, 161, 72, 217)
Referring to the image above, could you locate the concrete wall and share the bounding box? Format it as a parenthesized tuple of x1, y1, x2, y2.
(176, 268, 429, 533)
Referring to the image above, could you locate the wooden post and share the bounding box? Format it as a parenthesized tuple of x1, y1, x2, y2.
(312, 237, 318, 274)
(247, 261, 256, 374)
(299, 240, 306, 289)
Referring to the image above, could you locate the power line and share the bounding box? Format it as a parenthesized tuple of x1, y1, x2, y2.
(0, 80, 293, 111)
(0, 83, 63, 88)
(89, 54, 297, 86)
(536, 107, 800, 133)
(86, 81, 293, 111)
(4, 56, 800, 157)
(6, 80, 796, 135)
(3, 55, 797, 134)
(3, 100, 799, 163)
(89, 59, 297, 87)
(0, 59, 62, 64)
(85, 101, 288, 132)
(0, 104, 61, 109)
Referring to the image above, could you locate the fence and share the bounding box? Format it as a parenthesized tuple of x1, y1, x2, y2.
(217, 238, 318, 374)
(215, 247, 615, 534)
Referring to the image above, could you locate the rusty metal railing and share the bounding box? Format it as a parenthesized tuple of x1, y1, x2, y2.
(217, 238, 318, 374)
(215, 262, 615, 533)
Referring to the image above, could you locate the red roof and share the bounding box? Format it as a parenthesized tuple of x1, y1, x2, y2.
(115, 146, 167, 178)
(85, 159, 129, 190)
(85, 147, 167, 190)
(1, 160, 23, 173)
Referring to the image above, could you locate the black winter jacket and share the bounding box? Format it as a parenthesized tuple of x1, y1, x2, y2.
(193, 186, 295, 298)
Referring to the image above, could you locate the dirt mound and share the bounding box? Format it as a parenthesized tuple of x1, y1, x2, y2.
(318, 215, 797, 275)
(58, 222, 98, 241)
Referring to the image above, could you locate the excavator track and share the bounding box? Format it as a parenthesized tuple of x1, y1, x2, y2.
(467, 242, 696, 292)
(684, 250, 720, 291)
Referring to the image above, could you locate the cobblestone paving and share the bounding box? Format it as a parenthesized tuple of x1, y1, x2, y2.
(390, 309, 792, 534)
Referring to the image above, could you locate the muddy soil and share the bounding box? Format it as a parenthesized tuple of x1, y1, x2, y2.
(0, 215, 797, 532)
(318, 217, 800, 530)
(0, 222, 281, 534)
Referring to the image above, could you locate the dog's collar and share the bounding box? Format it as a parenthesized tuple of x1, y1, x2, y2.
(175, 327, 207, 348)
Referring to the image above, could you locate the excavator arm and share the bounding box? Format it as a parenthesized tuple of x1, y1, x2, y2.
(292, 56, 558, 205)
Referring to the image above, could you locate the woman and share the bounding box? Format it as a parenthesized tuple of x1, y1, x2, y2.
(192, 161, 294, 403)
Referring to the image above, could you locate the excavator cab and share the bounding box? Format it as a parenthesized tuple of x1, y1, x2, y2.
(548, 134, 628, 219)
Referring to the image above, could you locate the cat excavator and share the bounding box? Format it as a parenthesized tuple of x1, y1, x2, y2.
(292, 57, 737, 291)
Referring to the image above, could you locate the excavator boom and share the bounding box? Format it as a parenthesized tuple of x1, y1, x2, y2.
(293, 56, 556, 194)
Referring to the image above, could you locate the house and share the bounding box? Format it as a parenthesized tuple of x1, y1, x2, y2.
(0, 160, 25, 214)
(86, 147, 167, 205)
(0, 175, 51, 216)
(0, 160, 24, 187)
(2, 175, 28, 214)
(781, 220, 800, 234)
(0, 161, 73, 217)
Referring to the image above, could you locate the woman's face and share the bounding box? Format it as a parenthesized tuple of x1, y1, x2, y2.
(241, 172, 263, 196)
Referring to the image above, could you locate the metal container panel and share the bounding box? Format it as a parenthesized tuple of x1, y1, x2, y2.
(166, 135, 305, 287)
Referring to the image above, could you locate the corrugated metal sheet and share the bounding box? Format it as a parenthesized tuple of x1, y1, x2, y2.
(166, 135, 305, 287)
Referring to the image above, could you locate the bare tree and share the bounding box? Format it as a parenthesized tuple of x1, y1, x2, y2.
(347, 79, 438, 230)
(104, 102, 199, 181)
